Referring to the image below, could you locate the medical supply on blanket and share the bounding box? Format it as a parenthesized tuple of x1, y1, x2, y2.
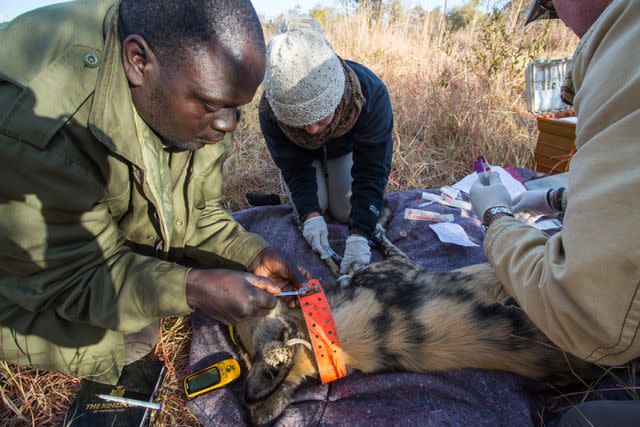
(452, 166, 526, 199)
(421, 192, 472, 211)
(97, 394, 162, 411)
(429, 223, 479, 247)
(404, 208, 454, 222)
(474, 156, 491, 186)
(184, 359, 241, 399)
(440, 186, 461, 200)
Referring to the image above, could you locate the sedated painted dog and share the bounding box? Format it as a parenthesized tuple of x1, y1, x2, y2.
(234, 217, 595, 425)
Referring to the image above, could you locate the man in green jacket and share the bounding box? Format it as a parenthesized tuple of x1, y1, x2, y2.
(0, 0, 302, 384)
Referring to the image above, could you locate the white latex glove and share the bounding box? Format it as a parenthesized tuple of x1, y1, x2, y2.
(302, 216, 332, 259)
(340, 235, 371, 274)
(469, 172, 512, 222)
(512, 190, 555, 216)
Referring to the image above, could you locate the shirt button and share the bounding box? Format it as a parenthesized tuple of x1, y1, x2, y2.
(82, 50, 102, 68)
(147, 235, 154, 241)
(176, 219, 183, 226)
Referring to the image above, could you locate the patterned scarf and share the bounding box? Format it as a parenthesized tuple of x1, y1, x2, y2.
(261, 59, 365, 150)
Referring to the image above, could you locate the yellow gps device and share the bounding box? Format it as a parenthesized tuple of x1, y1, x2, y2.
(183, 358, 241, 399)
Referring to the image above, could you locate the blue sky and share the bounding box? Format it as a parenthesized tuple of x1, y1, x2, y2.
(0, 0, 490, 22)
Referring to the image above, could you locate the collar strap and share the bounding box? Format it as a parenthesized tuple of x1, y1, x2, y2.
(297, 279, 347, 383)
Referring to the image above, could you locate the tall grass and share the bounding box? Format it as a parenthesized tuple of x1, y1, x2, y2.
(224, 5, 577, 209)
(1, 4, 580, 426)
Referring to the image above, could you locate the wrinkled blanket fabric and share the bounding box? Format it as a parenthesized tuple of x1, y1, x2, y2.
(188, 169, 635, 426)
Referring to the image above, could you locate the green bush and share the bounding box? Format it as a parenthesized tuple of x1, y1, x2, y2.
(447, 0, 483, 31)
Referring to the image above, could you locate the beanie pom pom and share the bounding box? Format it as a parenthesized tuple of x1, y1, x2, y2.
(275, 13, 323, 36)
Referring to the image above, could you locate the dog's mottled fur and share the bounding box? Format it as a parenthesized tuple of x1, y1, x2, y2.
(235, 224, 594, 425)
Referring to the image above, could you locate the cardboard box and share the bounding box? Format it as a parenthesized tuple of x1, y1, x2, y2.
(525, 57, 576, 175)
(534, 111, 576, 174)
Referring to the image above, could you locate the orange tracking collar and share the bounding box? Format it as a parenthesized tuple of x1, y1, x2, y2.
(297, 279, 347, 384)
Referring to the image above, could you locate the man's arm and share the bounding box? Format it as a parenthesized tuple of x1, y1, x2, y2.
(181, 140, 305, 298)
(0, 136, 192, 336)
(349, 85, 393, 237)
(484, 144, 640, 365)
(259, 109, 319, 221)
(183, 196, 270, 270)
(182, 140, 270, 269)
(484, 0, 640, 364)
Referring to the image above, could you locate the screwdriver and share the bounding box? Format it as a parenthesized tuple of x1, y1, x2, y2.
(274, 288, 308, 297)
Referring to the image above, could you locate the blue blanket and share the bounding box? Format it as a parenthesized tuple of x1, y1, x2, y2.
(188, 173, 635, 426)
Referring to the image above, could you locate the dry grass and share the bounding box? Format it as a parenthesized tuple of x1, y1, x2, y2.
(1, 362, 81, 426)
(5, 4, 627, 427)
(0, 317, 198, 426)
(223, 5, 578, 210)
(540, 361, 640, 423)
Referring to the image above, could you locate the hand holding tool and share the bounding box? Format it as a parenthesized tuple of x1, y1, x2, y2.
(470, 172, 513, 225)
(340, 235, 371, 274)
(302, 216, 334, 259)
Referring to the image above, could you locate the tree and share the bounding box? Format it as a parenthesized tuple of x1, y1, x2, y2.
(309, 5, 333, 27)
(339, 0, 383, 23)
(447, 0, 484, 31)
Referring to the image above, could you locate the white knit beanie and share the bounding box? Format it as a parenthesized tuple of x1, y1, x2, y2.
(264, 14, 345, 127)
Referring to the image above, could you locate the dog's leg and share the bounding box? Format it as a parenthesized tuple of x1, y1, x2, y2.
(449, 263, 513, 305)
(372, 223, 421, 270)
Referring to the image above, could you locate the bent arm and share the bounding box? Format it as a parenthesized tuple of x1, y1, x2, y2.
(0, 137, 191, 335)
(349, 86, 393, 237)
(183, 144, 269, 269)
(485, 141, 640, 365)
(260, 109, 318, 220)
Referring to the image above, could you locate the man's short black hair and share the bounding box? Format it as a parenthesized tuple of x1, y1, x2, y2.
(118, 0, 265, 65)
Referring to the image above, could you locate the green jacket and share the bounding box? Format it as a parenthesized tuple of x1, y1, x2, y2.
(0, 0, 269, 383)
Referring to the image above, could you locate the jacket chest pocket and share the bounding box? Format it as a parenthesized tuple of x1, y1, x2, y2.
(105, 185, 132, 222)
(104, 164, 134, 222)
(191, 174, 206, 211)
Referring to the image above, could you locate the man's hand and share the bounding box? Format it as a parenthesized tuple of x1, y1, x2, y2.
(302, 215, 334, 259)
(249, 247, 306, 292)
(340, 235, 371, 274)
(512, 190, 556, 215)
(185, 269, 280, 325)
(470, 172, 512, 222)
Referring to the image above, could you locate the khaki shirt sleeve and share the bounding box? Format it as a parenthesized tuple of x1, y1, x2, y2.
(484, 0, 640, 366)
(0, 135, 192, 335)
(183, 144, 269, 270)
(484, 141, 640, 364)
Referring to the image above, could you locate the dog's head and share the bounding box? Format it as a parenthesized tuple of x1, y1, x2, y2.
(235, 307, 313, 425)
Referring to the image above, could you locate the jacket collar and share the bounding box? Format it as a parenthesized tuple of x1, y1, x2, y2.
(89, 1, 161, 168)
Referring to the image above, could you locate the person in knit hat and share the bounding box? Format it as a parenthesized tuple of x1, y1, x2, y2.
(259, 14, 393, 274)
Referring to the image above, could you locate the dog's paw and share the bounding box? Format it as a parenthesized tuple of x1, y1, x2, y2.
(337, 274, 353, 288)
(372, 224, 385, 244)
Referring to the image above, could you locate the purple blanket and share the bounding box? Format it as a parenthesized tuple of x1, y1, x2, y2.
(188, 173, 634, 426)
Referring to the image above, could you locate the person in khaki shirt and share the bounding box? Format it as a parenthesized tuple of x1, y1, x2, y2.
(0, 0, 303, 384)
(471, 1, 640, 425)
